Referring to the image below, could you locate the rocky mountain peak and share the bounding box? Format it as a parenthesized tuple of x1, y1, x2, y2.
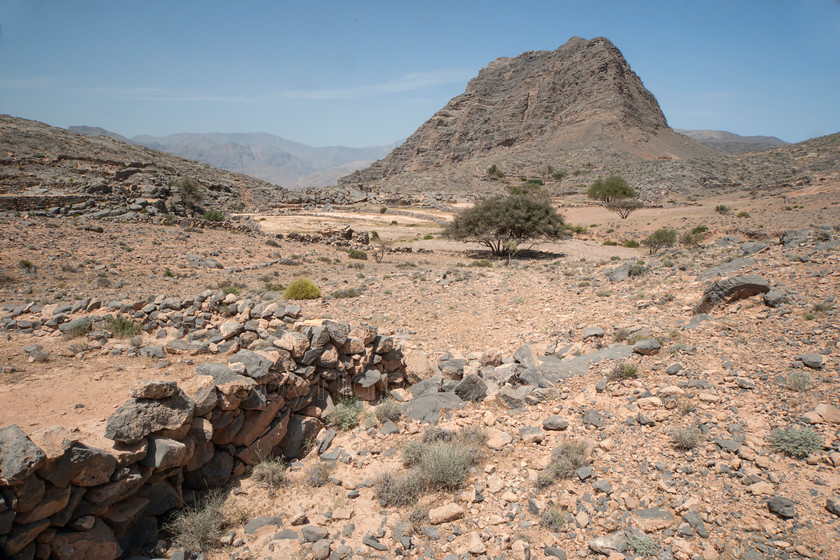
(340, 36, 674, 188)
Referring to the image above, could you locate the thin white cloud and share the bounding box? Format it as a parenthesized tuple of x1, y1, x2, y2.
(0, 69, 474, 102)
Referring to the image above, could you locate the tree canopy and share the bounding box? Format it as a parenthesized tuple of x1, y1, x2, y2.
(587, 175, 637, 203)
(443, 194, 565, 257)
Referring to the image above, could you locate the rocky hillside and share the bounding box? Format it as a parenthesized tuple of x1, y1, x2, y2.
(340, 37, 839, 200)
(0, 115, 379, 215)
(675, 129, 789, 155)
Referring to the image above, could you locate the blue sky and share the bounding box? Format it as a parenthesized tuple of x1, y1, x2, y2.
(1, 0, 838, 146)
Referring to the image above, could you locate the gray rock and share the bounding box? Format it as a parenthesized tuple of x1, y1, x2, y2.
(301, 525, 329, 542)
(542, 416, 569, 431)
(454, 374, 487, 402)
(139, 344, 166, 359)
(582, 326, 604, 340)
(683, 510, 708, 537)
(363, 531, 389, 551)
(767, 496, 795, 519)
(272, 529, 299, 540)
(588, 531, 627, 555)
(312, 538, 331, 559)
(796, 353, 825, 369)
(636, 412, 655, 426)
(763, 289, 788, 308)
(519, 426, 544, 443)
(0, 425, 46, 485)
(826, 496, 840, 517)
(317, 429, 337, 455)
(545, 546, 566, 559)
(595, 377, 607, 392)
(410, 374, 442, 398)
(402, 392, 464, 424)
(582, 409, 606, 428)
(183, 449, 233, 490)
(58, 316, 92, 335)
(633, 338, 661, 355)
(666, 363, 682, 375)
(244, 515, 284, 535)
(693, 274, 770, 314)
(380, 420, 399, 435)
(129, 380, 177, 400)
(576, 466, 594, 480)
(104, 388, 194, 444)
(352, 367, 382, 388)
(497, 386, 531, 409)
(592, 480, 612, 494)
(514, 344, 538, 368)
(140, 436, 187, 470)
(697, 257, 756, 280)
(280, 414, 323, 460)
(229, 350, 274, 382)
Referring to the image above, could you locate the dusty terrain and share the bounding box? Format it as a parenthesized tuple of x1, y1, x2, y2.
(1, 178, 839, 559)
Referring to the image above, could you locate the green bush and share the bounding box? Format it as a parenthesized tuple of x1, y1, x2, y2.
(106, 313, 141, 338)
(469, 259, 493, 268)
(736, 211, 750, 218)
(283, 278, 320, 300)
(540, 504, 568, 531)
(325, 397, 362, 430)
(330, 288, 361, 299)
(164, 491, 226, 553)
(642, 228, 677, 255)
(174, 176, 203, 206)
(348, 249, 368, 260)
(587, 175, 636, 203)
(551, 170, 567, 180)
(423, 234, 434, 240)
(444, 194, 565, 257)
(714, 204, 731, 214)
(622, 239, 640, 248)
(611, 362, 638, 379)
(251, 457, 288, 488)
(786, 371, 812, 392)
(766, 426, 822, 458)
(627, 533, 660, 558)
(602, 240, 617, 246)
(374, 471, 426, 506)
(202, 210, 225, 222)
(379, 206, 387, 214)
(536, 440, 588, 489)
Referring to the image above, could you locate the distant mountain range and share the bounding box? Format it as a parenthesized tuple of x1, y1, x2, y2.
(68, 127, 399, 189)
(674, 129, 788, 155)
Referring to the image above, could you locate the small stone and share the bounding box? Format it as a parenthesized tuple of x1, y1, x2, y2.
(301, 524, 329, 542)
(542, 416, 568, 431)
(767, 496, 795, 519)
(429, 503, 464, 524)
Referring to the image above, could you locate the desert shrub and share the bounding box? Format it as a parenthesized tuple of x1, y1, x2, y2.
(30, 349, 50, 363)
(305, 462, 335, 487)
(174, 176, 203, 206)
(423, 234, 434, 240)
(264, 281, 285, 292)
(551, 170, 567, 180)
(379, 206, 387, 213)
(283, 278, 320, 300)
(766, 426, 822, 458)
(670, 426, 703, 450)
(611, 362, 638, 380)
(348, 249, 368, 260)
(540, 504, 568, 531)
(63, 322, 91, 339)
(202, 210, 225, 222)
(163, 268, 175, 278)
(164, 491, 225, 553)
(68, 341, 90, 354)
(106, 313, 141, 338)
(627, 263, 648, 277)
(627, 533, 660, 558)
(487, 164, 505, 179)
(330, 288, 361, 299)
(251, 457, 288, 488)
(18, 259, 35, 273)
(325, 397, 362, 431)
(374, 471, 425, 507)
(678, 399, 696, 415)
(812, 301, 835, 313)
(375, 399, 402, 423)
(786, 371, 812, 392)
(536, 440, 588, 489)
(613, 328, 631, 342)
(443, 194, 565, 257)
(714, 204, 730, 214)
(622, 239, 640, 248)
(602, 240, 617, 246)
(642, 228, 677, 255)
(736, 211, 750, 218)
(470, 259, 493, 268)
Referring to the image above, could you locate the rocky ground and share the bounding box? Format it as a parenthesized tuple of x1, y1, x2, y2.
(1, 179, 839, 560)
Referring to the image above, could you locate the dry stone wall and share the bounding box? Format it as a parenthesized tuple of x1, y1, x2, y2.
(0, 312, 406, 559)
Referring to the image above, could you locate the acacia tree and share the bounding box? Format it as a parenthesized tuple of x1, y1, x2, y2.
(587, 175, 642, 219)
(643, 227, 677, 255)
(443, 194, 565, 257)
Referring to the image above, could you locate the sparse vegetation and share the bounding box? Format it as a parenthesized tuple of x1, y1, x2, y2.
(202, 209, 225, 222)
(586, 175, 636, 203)
(18, 259, 35, 273)
(536, 440, 588, 489)
(627, 533, 660, 558)
(164, 491, 226, 553)
(175, 176, 203, 206)
(305, 462, 335, 487)
(330, 287, 362, 299)
(106, 313, 142, 338)
(251, 457, 288, 488)
(325, 397, 362, 430)
(374, 399, 402, 423)
(283, 278, 321, 300)
(622, 239, 640, 248)
(785, 370, 812, 392)
(766, 426, 822, 458)
(714, 204, 731, 214)
(611, 362, 638, 380)
(348, 249, 368, 260)
(736, 210, 750, 218)
(540, 504, 567, 531)
(487, 164, 505, 179)
(643, 227, 677, 254)
(670, 426, 703, 450)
